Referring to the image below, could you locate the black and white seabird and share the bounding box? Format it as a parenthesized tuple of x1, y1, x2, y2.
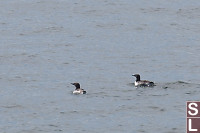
(71, 83, 86, 94)
(132, 74, 154, 87)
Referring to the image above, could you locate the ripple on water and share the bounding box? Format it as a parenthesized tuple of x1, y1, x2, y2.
(161, 81, 200, 89)
(157, 81, 200, 98)
(1, 104, 23, 109)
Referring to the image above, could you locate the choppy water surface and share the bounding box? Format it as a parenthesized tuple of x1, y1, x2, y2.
(0, 0, 200, 133)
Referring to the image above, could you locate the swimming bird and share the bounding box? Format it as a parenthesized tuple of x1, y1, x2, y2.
(71, 83, 86, 94)
(132, 74, 154, 87)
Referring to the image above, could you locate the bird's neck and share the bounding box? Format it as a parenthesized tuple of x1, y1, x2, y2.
(136, 76, 140, 81)
(75, 85, 80, 89)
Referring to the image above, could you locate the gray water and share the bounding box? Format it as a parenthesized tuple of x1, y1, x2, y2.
(1, 0, 200, 133)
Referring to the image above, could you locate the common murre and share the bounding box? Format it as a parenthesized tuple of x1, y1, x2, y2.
(71, 83, 86, 94)
(132, 74, 154, 87)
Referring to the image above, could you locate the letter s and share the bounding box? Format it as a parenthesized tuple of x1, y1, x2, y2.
(188, 103, 198, 116)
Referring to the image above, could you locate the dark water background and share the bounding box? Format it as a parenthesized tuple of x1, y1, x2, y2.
(0, 0, 200, 133)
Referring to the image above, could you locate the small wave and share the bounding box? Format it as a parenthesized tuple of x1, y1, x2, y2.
(1, 104, 23, 109)
(165, 81, 190, 85)
(175, 81, 190, 84)
(161, 81, 200, 90)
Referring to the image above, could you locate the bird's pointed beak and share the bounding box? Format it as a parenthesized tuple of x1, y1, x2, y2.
(71, 83, 74, 85)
